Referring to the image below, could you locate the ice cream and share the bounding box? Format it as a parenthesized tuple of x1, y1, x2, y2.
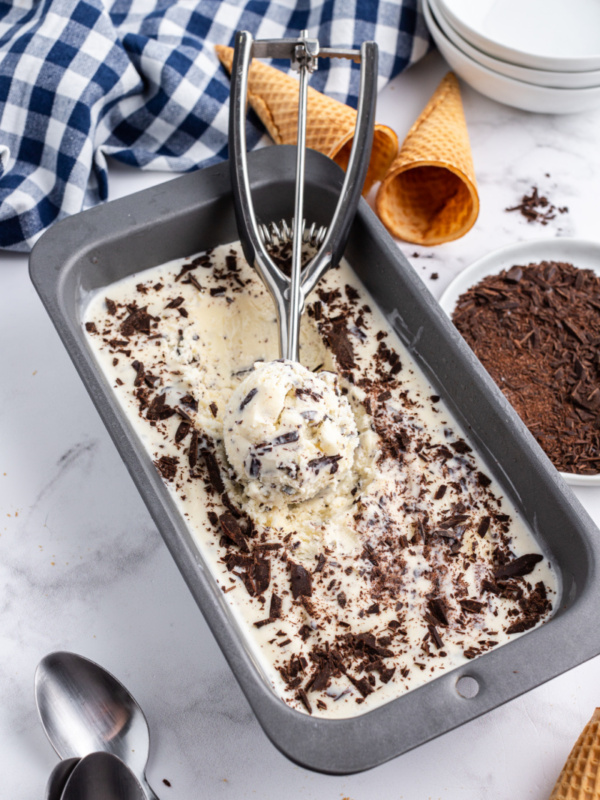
(223, 360, 359, 505)
(83, 242, 557, 719)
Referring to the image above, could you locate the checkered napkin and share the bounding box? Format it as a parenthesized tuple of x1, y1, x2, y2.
(0, 1, 429, 252)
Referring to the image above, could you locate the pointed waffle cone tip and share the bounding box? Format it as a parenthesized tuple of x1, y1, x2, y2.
(215, 44, 398, 194)
(549, 708, 600, 800)
(375, 72, 479, 245)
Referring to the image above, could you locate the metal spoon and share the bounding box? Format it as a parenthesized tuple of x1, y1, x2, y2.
(45, 756, 79, 800)
(61, 752, 145, 800)
(35, 652, 159, 800)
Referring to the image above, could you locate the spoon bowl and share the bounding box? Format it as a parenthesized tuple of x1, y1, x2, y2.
(62, 752, 146, 800)
(35, 652, 159, 799)
(45, 756, 79, 800)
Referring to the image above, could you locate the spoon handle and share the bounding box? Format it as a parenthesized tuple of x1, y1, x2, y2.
(140, 775, 161, 800)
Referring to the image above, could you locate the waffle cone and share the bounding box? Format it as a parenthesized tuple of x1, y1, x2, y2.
(549, 709, 600, 800)
(215, 45, 398, 194)
(375, 72, 479, 245)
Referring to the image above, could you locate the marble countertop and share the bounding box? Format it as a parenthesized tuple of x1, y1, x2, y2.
(3, 49, 600, 799)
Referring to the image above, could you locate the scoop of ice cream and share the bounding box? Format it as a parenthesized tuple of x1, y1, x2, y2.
(223, 360, 359, 504)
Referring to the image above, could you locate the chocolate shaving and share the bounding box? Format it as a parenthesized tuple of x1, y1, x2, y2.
(180, 394, 198, 411)
(428, 597, 449, 627)
(450, 440, 472, 454)
(165, 296, 185, 309)
(460, 599, 485, 613)
(296, 688, 312, 713)
(120, 306, 153, 337)
(324, 318, 355, 370)
(221, 491, 240, 518)
(505, 619, 537, 635)
(314, 553, 326, 573)
(271, 431, 300, 447)
(174, 262, 198, 281)
(188, 430, 198, 468)
(270, 593, 282, 619)
(146, 393, 176, 421)
(352, 633, 393, 659)
(311, 664, 332, 692)
(428, 624, 444, 649)
(505, 186, 567, 225)
(240, 388, 258, 410)
(289, 562, 312, 599)
(494, 553, 544, 579)
(477, 471, 492, 488)
(219, 513, 249, 552)
(199, 448, 225, 494)
(253, 557, 271, 595)
(175, 421, 191, 443)
(307, 454, 342, 473)
(155, 455, 178, 481)
(132, 360, 145, 386)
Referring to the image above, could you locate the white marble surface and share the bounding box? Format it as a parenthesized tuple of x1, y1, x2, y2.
(2, 49, 600, 798)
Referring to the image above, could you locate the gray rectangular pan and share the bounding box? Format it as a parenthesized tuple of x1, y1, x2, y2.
(30, 146, 600, 775)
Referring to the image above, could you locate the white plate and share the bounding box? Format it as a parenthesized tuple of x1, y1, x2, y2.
(436, 0, 600, 72)
(423, 0, 600, 115)
(429, 0, 600, 89)
(439, 238, 600, 487)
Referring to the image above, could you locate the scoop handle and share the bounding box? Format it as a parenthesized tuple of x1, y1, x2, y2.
(229, 32, 378, 358)
(229, 30, 290, 358)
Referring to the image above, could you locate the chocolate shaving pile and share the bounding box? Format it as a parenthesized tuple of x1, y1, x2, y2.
(505, 186, 568, 225)
(453, 260, 600, 474)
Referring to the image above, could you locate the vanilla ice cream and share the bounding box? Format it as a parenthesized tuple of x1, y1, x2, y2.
(223, 360, 359, 505)
(83, 242, 557, 719)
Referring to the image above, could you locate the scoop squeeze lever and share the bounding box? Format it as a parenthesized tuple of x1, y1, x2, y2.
(228, 30, 377, 362)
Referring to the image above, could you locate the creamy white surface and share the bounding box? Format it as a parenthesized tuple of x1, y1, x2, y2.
(83, 240, 556, 719)
(4, 51, 600, 800)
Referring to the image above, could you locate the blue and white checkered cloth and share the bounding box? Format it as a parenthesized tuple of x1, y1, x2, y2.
(0, 1, 429, 251)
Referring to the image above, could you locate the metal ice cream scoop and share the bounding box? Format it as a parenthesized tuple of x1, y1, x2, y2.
(35, 652, 160, 800)
(229, 30, 377, 361)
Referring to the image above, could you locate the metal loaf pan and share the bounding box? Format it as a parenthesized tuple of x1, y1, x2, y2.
(30, 147, 600, 775)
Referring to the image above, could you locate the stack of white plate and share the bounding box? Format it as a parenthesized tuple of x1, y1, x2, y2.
(423, 0, 600, 114)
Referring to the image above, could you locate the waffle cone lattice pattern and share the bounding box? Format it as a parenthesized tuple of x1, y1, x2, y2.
(215, 45, 398, 195)
(376, 72, 479, 245)
(550, 708, 600, 800)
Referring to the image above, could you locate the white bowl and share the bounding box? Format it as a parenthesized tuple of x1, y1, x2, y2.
(429, 0, 600, 89)
(423, 0, 600, 114)
(439, 237, 600, 487)
(436, 0, 600, 72)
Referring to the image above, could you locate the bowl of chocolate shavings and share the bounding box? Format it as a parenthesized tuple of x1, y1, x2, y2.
(440, 238, 600, 486)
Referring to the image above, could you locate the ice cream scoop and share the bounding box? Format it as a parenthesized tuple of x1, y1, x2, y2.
(223, 360, 358, 504)
(225, 32, 375, 502)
